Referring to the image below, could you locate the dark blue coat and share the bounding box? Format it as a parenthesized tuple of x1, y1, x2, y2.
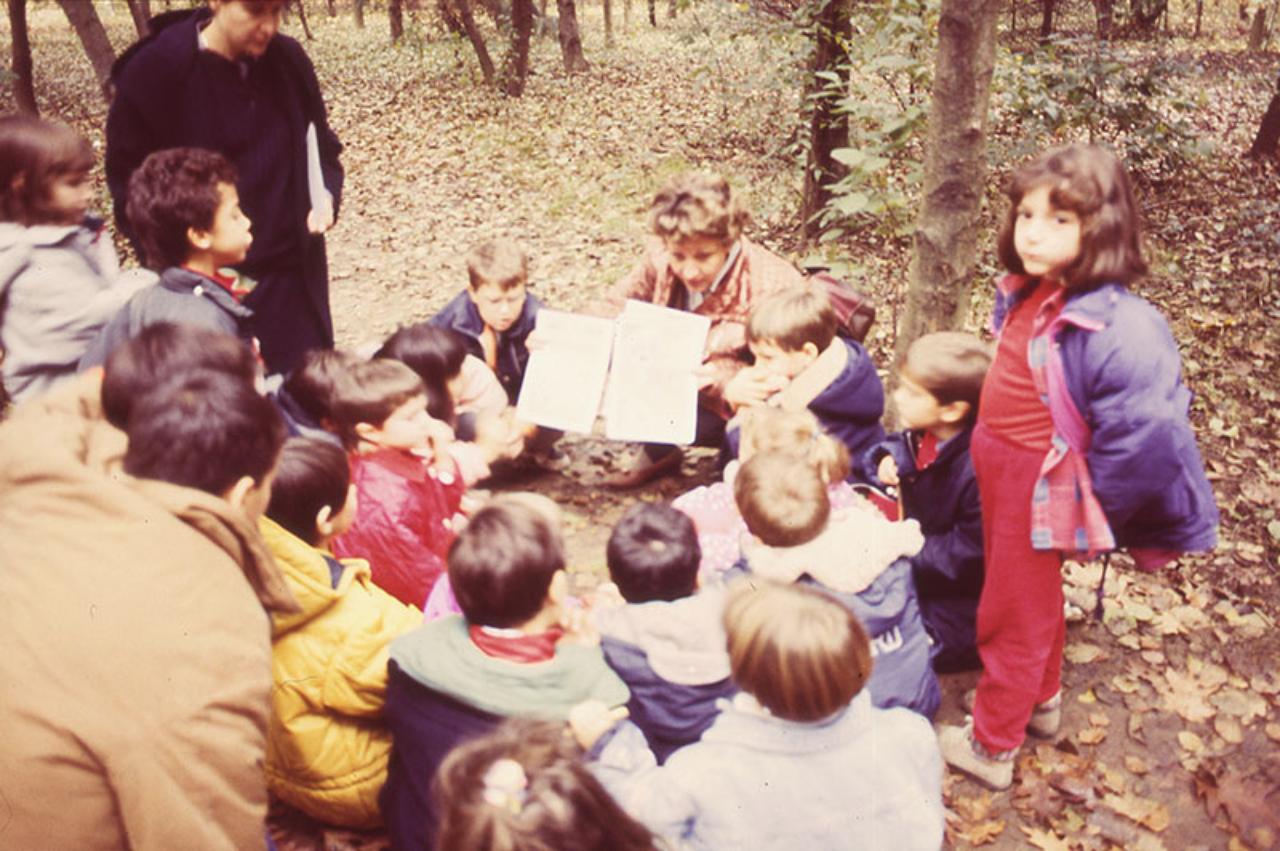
(429, 291, 543, 404)
(864, 426, 983, 672)
(809, 338, 886, 478)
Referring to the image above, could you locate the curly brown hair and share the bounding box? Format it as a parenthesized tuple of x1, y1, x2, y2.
(126, 147, 238, 270)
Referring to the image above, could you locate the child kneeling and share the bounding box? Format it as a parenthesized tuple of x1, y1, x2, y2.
(574, 580, 944, 851)
(261, 438, 422, 828)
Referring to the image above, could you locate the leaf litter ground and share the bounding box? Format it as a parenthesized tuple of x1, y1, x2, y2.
(3, 5, 1278, 849)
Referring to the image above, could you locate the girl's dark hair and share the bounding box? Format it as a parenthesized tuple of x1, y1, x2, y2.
(126, 146, 238, 270)
(0, 114, 94, 225)
(266, 438, 350, 545)
(996, 143, 1148, 290)
(434, 718, 658, 851)
(606, 501, 701, 603)
(375, 323, 467, 424)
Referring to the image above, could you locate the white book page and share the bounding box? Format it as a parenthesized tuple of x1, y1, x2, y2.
(305, 123, 329, 212)
(604, 299, 710, 444)
(515, 310, 616, 434)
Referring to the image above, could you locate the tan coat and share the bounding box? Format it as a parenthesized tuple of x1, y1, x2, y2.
(603, 236, 808, 415)
(0, 375, 297, 851)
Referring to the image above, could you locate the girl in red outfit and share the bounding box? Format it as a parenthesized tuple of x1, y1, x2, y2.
(937, 145, 1217, 789)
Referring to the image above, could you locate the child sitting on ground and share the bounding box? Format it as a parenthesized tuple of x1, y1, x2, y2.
(327, 357, 467, 608)
(270, 349, 357, 446)
(571, 580, 944, 851)
(0, 115, 148, 403)
(735, 452, 940, 718)
(80, 147, 255, 368)
(724, 286, 885, 479)
(596, 502, 736, 763)
(863, 332, 991, 673)
(673, 406, 869, 579)
(261, 437, 422, 829)
(380, 495, 629, 851)
(433, 717, 659, 851)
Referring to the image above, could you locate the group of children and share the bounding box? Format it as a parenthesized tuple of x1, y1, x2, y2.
(0, 108, 1218, 851)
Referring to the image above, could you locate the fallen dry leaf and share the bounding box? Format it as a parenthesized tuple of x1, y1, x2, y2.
(1104, 792, 1172, 832)
(1125, 755, 1151, 775)
(1179, 730, 1207, 754)
(1215, 715, 1245, 744)
(1065, 642, 1105, 664)
(1079, 726, 1108, 745)
(1019, 825, 1072, 851)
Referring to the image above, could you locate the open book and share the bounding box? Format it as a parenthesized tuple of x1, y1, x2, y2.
(516, 300, 711, 444)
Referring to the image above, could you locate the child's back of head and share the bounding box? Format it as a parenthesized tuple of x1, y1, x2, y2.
(125, 147, 239, 271)
(375, 323, 467, 424)
(606, 502, 701, 604)
(281, 349, 360, 432)
(734, 451, 831, 548)
(898, 332, 991, 422)
(449, 494, 564, 629)
(0, 115, 94, 227)
(735, 406, 849, 482)
(122, 369, 285, 511)
(745, 287, 838, 355)
(266, 437, 351, 547)
(434, 717, 657, 851)
(724, 579, 872, 723)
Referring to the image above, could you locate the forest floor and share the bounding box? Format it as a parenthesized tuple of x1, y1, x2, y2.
(5, 3, 1280, 848)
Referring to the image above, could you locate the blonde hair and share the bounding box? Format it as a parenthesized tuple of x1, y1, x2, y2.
(467, 238, 529, 291)
(734, 451, 830, 547)
(736, 406, 850, 483)
(746, 286, 838, 353)
(900, 332, 992, 415)
(648, 172, 750, 244)
(724, 579, 872, 722)
(324, 358, 425, 448)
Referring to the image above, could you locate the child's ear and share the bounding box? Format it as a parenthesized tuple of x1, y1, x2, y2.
(223, 475, 256, 510)
(314, 504, 335, 538)
(801, 341, 821, 359)
(186, 225, 213, 251)
(353, 421, 378, 441)
(939, 400, 971, 424)
(547, 569, 569, 606)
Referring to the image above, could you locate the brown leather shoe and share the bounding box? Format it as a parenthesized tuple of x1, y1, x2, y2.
(605, 448, 683, 489)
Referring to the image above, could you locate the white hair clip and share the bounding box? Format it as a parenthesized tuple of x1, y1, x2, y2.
(481, 758, 528, 815)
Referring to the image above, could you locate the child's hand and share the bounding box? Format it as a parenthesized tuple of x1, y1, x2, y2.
(877, 455, 900, 487)
(724, 367, 786, 410)
(568, 700, 629, 751)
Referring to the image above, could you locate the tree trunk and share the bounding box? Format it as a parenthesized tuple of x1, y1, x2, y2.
(504, 0, 533, 94)
(7, 0, 37, 115)
(390, 0, 404, 40)
(1194, 0, 1203, 36)
(438, 0, 465, 32)
(452, 0, 495, 84)
(354, 0, 365, 27)
(1010, 0, 1016, 33)
(648, 0, 656, 26)
(124, 0, 151, 36)
(1039, 0, 1055, 38)
(326, 0, 336, 15)
(801, 0, 852, 239)
(295, 0, 314, 39)
(1248, 6, 1267, 49)
(667, 0, 676, 18)
(604, 0, 614, 46)
(897, 0, 1001, 359)
(1093, 0, 1113, 37)
(56, 0, 115, 98)
(1248, 73, 1280, 158)
(556, 0, 590, 72)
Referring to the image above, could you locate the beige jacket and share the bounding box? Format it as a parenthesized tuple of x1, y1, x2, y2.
(0, 375, 296, 851)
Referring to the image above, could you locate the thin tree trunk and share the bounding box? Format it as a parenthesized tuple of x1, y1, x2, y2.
(1248, 73, 1280, 158)
(326, 0, 336, 15)
(1248, 6, 1267, 48)
(604, 0, 614, 46)
(1094, 0, 1113, 37)
(124, 0, 151, 36)
(56, 0, 115, 99)
(438, 0, 465, 32)
(1010, 0, 1016, 33)
(801, 0, 852, 238)
(354, 0, 365, 27)
(1040, 0, 1055, 38)
(504, 0, 533, 94)
(1195, 0, 1203, 35)
(7, 0, 37, 115)
(648, 0, 656, 26)
(897, 0, 1001, 360)
(451, 0, 495, 83)
(556, 0, 590, 72)
(295, 0, 314, 39)
(390, 0, 404, 40)
(667, 0, 676, 18)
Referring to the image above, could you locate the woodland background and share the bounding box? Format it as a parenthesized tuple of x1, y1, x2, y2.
(3, 0, 1279, 847)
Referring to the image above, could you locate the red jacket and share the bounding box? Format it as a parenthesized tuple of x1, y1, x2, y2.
(333, 449, 466, 608)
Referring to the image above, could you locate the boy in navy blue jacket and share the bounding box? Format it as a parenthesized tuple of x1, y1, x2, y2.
(725, 287, 884, 482)
(863, 332, 991, 673)
(596, 502, 736, 763)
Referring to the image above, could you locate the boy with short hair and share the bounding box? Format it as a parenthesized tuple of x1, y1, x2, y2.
(735, 452, 941, 719)
(326, 357, 466, 608)
(260, 437, 422, 828)
(380, 495, 629, 851)
(863, 331, 991, 672)
(597, 501, 736, 763)
(727, 286, 885, 480)
(80, 147, 256, 368)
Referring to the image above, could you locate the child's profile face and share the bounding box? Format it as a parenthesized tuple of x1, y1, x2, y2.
(1014, 182, 1082, 279)
(893, 372, 946, 432)
(470, 282, 526, 333)
(203, 182, 254, 267)
(749, 340, 817, 383)
(47, 171, 93, 225)
(666, 235, 732, 293)
(364, 393, 437, 451)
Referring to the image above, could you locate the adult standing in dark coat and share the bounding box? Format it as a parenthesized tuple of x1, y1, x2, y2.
(106, 0, 344, 374)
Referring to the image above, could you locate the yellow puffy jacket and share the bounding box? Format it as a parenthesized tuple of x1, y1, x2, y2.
(261, 517, 422, 828)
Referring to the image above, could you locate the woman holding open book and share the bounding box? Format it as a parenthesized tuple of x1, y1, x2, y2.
(598, 172, 809, 488)
(105, 0, 344, 375)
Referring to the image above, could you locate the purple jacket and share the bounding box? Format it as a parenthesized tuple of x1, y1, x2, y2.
(993, 279, 1217, 553)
